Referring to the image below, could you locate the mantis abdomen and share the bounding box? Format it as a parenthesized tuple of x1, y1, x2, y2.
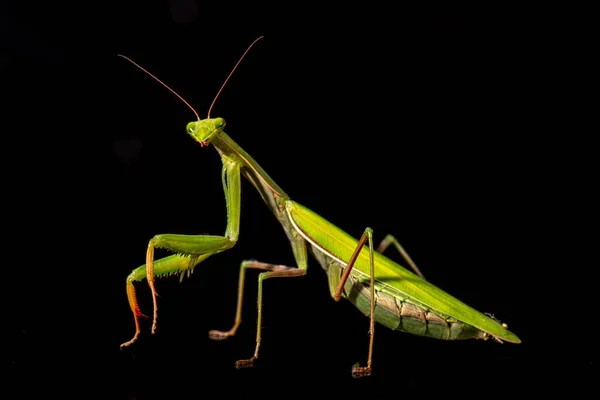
(310, 248, 487, 341)
(344, 275, 488, 341)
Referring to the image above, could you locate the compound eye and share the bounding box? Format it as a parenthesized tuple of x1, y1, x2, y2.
(186, 122, 196, 134)
(214, 118, 225, 130)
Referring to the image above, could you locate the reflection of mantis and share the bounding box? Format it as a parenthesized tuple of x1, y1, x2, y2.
(118, 37, 520, 378)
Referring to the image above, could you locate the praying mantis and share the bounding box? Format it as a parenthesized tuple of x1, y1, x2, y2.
(119, 37, 521, 378)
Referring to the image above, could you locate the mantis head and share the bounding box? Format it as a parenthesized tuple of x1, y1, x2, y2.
(186, 118, 226, 147)
(119, 37, 262, 148)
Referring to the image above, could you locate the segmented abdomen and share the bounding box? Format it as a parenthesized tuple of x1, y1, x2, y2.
(345, 276, 487, 341)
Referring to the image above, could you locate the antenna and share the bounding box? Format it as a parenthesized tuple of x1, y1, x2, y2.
(117, 54, 200, 121)
(207, 36, 264, 118)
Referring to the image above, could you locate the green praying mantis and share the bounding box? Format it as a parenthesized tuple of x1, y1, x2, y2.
(119, 37, 521, 378)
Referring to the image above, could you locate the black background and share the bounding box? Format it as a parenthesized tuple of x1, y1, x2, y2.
(4, 2, 593, 399)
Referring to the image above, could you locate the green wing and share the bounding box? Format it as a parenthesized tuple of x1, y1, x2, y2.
(286, 201, 520, 343)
